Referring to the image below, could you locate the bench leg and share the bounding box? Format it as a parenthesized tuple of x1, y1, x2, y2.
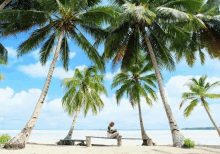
(86, 137, 91, 147)
(81, 141, 85, 146)
(117, 137, 122, 147)
(142, 139, 147, 146)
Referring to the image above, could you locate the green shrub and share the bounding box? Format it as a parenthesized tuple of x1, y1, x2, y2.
(0, 134, 11, 146)
(184, 138, 195, 148)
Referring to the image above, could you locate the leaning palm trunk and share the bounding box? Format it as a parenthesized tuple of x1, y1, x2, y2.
(142, 27, 185, 147)
(4, 30, 64, 149)
(202, 98, 220, 137)
(64, 107, 81, 140)
(137, 101, 150, 145)
(0, 0, 11, 10)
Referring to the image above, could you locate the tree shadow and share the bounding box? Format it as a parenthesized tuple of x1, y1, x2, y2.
(27, 142, 62, 147)
(27, 142, 117, 147)
(197, 147, 220, 154)
(151, 149, 172, 154)
(197, 145, 220, 150)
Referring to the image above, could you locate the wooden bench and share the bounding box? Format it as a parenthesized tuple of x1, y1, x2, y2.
(85, 136, 152, 147)
(60, 139, 86, 145)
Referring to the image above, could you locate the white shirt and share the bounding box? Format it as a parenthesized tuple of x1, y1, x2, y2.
(107, 126, 111, 137)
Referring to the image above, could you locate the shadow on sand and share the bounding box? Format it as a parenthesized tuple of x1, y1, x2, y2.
(197, 145, 220, 150)
(27, 142, 117, 147)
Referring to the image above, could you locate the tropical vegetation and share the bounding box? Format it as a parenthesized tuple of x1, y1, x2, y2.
(171, 0, 220, 66)
(0, 0, 115, 149)
(61, 67, 107, 141)
(180, 75, 220, 136)
(112, 55, 158, 145)
(0, 134, 11, 146)
(0, 0, 219, 150)
(184, 138, 195, 148)
(100, 0, 208, 147)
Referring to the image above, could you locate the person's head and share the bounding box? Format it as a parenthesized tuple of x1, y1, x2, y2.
(110, 122, 114, 127)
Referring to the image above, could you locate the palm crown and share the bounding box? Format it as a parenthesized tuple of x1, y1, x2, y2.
(192, 0, 220, 59)
(61, 67, 107, 116)
(112, 55, 158, 106)
(180, 74, 220, 117)
(171, 0, 220, 66)
(100, 0, 205, 71)
(0, 0, 117, 71)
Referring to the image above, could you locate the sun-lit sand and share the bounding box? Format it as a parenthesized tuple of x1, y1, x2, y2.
(1, 130, 220, 153)
(1, 143, 220, 154)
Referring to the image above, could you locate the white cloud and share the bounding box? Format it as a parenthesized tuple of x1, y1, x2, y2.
(31, 49, 76, 60)
(18, 61, 86, 79)
(105, 68, 121, 80)
(76, 65, 87, 71)
(69, 52, 76, 59)
(42, 98, 64, 114)
(0, 117, 3, 121)
(0, 87, 42, 118)
(31, 49, 41, 60)
(5, 47, 17, 58)
(1, 75, 220, 130)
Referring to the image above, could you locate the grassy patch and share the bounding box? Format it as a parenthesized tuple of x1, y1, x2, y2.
(0, 134, 11, 146)
(184, 138, 195, 148)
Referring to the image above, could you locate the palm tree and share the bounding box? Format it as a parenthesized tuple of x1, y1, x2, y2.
(61, 67, 107, 141)
(112, 56, 158, 145)
(0, 0, 11, 10)
(0, 43, 7, 81)
(100, 0, 205, 147)
(1, 0, 116, 149)
(171, 0, 220, 66)
(0, 0, 9, 71)
(0, 0, 44, 82)
(180, 75, 220, 137)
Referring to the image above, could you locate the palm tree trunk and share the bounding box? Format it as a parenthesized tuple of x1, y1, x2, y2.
(0, 0, 11, 10)
(4, 30, 64, 149)
(202, 98, 220, 137)
(142, 27, 185, 147)
(137, 101, 150, 145)
(64, 107, 81, 140)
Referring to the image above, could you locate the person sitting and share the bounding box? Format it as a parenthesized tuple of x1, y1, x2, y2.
(107, 122, 122, 139)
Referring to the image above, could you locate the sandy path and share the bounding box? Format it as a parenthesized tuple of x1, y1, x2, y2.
(1, 143, 220, 154)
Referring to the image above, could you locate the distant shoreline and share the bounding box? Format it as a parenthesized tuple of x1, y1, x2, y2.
(182, 127, 218, 130)
(0, 128, 218, 131)
(0, 129, 169, 131)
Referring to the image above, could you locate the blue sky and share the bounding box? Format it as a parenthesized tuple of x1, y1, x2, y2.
(0, 0, 220, 131)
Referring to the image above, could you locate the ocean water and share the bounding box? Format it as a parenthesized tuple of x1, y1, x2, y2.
(0, 130, 219, 146)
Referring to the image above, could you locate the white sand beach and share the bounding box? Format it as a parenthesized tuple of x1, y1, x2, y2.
(1, 130, 220, 153)
(1, 143, 220, 154)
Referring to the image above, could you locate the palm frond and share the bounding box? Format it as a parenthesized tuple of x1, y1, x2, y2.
(115, 83, 130, 105)
(0, 43, 8, 64)
(59, 35, 70, 71)
(17, 24, 54, 57)
(205, 81, 220, 91)
(0, 73, 5, 81)
(40, 32, 56, 65)
(179, 97, 196, 109)
(70, 29, 104, 72)
(204, 93, 220, 99)
(184, 98, 199, 117)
